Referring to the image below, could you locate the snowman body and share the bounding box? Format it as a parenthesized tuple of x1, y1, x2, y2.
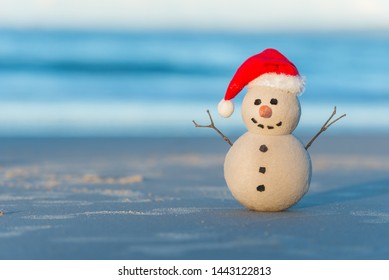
(225, 132, 311, 211)
(223, 86, 312, 211)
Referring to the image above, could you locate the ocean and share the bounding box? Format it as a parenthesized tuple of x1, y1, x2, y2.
(1, 29, 388, 137)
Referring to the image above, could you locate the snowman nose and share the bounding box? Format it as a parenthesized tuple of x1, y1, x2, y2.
(259, 105, 272, 118)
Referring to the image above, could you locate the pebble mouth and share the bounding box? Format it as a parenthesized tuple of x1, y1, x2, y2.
(251, 118, 283, 129)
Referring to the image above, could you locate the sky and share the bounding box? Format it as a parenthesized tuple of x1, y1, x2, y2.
(0, 0, 389, 31)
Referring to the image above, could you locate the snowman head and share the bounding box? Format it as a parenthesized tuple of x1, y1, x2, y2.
(218, 49, 304, 135)
(241, 84, 301, 135)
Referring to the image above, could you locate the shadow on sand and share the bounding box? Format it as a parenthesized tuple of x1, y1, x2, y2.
(296, 177, 389, 209)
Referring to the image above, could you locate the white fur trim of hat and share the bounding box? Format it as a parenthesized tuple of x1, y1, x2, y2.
(248, 73, 305, 95)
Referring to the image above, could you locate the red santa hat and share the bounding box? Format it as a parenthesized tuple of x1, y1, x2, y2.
(218, 48, 305, 118)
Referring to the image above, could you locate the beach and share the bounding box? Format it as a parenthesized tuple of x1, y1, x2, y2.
(1, 28, 389, 260)
(1, 134, 389, 260)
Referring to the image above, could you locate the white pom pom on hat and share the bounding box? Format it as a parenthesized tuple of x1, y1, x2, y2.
(217, 48, 304, 118)
(218, 99, 234, 118)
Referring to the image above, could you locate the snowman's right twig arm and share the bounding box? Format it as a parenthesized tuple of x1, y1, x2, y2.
(192, 110, 233, 146)
(305, 106, 346, 150)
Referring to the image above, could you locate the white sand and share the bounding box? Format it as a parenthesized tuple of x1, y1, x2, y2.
(0, 135, 388, 259)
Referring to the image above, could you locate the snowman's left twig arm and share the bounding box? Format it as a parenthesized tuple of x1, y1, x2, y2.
(193, 110, 233, 146)
(305, 106, 346, 150)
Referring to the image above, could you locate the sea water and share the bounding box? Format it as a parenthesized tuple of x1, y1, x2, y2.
(0, 29, 388, 136)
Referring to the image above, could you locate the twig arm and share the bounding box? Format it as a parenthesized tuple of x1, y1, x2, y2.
(193, 110, 233, 146)
(305, 106, 346, 150)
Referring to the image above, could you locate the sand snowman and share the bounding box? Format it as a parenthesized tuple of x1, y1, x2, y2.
(217, 48, 310, 211)
(194, 48, 345, 212)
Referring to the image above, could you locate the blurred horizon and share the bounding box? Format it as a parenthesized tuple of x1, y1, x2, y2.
(0, 1, 389, 137)
(1, 0, 389, 32)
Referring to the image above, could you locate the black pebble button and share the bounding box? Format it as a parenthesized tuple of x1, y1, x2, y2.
(259, 145, 268, 152)
(257, 185, 265, 192)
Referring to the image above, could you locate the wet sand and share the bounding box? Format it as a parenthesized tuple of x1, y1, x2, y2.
(0, 135, 389, 259)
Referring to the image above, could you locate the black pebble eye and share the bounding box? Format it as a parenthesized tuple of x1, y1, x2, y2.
(270, 98, 278, 105)
(254, 99, 261, 105)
